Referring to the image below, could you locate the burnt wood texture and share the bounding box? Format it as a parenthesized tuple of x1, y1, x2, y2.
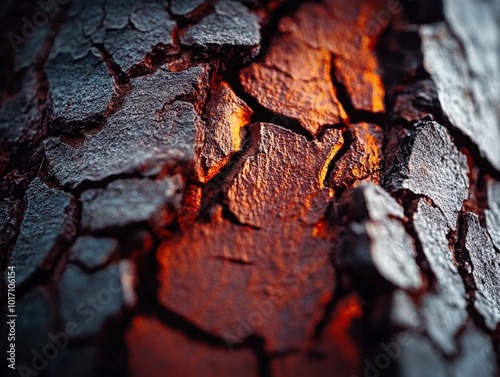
(1, 0, 500, 376)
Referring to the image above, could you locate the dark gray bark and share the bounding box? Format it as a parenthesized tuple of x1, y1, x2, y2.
(1, 0, 500, 376)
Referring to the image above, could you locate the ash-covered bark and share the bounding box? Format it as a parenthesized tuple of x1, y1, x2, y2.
(45, 52, 113, 132)
(336, 183, 422, 291)
(0, 197, 23, 258)
(6, 178, 76, 286)
(385, 121, 469, 230)
(396, 325, 498, 377)
(485, 180, 500, 250)
(44, 67, 209, 189)
(420, 0, 500, 171)
(412, 199, 467, 355)
(463, 213, 500, 331)
(80, 176, 183, 232)
(180, 0, 261, 64)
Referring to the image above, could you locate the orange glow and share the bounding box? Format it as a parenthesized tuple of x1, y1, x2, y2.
(319, 133, 345, 188)
(327, 294, 364, 365)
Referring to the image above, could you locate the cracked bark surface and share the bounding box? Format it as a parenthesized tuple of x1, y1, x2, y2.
(1, 0, 500, 376)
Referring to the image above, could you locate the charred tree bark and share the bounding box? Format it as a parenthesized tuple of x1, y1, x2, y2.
(1, 0, 500, 376)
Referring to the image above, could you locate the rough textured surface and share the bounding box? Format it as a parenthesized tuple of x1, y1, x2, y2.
(0, 70, 43, 165)
(157, 206, 335, 353)
(420, 0, 500, 171)
(227, 123, 343, 228)
(125, 315, 258, 377)
(45, 52, 113, 132)
(413, 199, 467, 355)
(240, 0, 387, 136)
(385, 121, 469, 230)
(270, 294, 363, 377)
(181, 0, 260, 63)
(99, 0, 176, 70)
(464, 213, 500, 330)
(201, 81, 252, 180)
(278, 0, 387, 114)
(485, 180, 500, 250)
(43, 0, 176, 136)
(0, 197, 23, 256)
(44, 67, 208, 189)
(240, 36, 347, 135)
(329, 123, 383, 190)
(2, 0, 500, 375)
(80, 176, 183, 232)
(51, 0, 176, 70)
(337, 183, 422, 291)
(7, 178, 75, 285)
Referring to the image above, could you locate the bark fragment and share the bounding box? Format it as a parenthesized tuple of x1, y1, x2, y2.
(170, 0, 208, 20)
(396, 325, 498, 377)
(51, 0, 177, 71)
(337, 183, 422, 291)
(201, 81, 252, 180)
(240, 0, 387, 134)
(44, 67, 209, 189)
(485, 180, 500, 251)
(420, 0, 500, 171)
(240, 36, 347, 135)
(385, 121, 469, 230)
(46, 52, 113, 132)
(396, 333, 446, 377)
(413, 199, 467, 355)
(7, 178, 76, 286)
(388, 78, 440, 126)
(0, 71, 45, 169)
(463, 213, 500, 330)
(102, 0, 177, 70)
(279, 0, 387, 114)
(180, 0, 261, 64)
(389, 289, 420, 329)
(0, 197, 23, 257)
(80, 176, 183, 233)
(227, 123, 343, 228)
(452, 325, 499, 377)
(157, 206, 334, 353)
(329, 123, 383, 190)
(270, 294, 363, 377)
